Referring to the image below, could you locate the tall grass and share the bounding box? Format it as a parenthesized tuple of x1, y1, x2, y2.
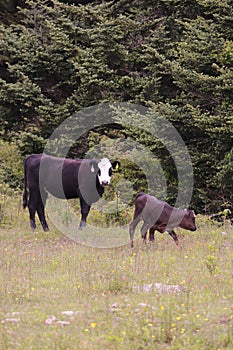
(0, 197, 233, 349)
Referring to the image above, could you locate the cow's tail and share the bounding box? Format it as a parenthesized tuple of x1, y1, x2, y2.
(23, 157, 29, 209)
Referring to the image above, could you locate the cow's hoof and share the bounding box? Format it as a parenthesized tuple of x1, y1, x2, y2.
(79, 223, 86, 230)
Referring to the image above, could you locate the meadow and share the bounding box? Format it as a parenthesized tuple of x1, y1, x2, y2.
(0, 195, 233, 349)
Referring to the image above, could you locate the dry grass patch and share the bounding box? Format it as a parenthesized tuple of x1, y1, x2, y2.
(0, 206, 233, 349)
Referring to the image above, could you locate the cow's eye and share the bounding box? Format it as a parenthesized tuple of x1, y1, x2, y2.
(109, 168, 112, 176)
(98, 169, 101, 176)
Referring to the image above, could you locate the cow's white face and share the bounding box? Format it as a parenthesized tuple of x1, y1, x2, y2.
(97, 158, 113, 186)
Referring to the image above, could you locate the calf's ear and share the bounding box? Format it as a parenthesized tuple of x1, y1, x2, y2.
(111, 161, 120, 171)
(188, 209, 196, 217)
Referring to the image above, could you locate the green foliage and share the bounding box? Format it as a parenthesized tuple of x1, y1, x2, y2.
(0, 140, 23, 224)
(0, 0, 232, 214)
(0, 140, 23, 189)
(214, 149, 233, 209)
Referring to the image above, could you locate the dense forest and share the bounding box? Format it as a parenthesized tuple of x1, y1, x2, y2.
(0, 0, 232, 217)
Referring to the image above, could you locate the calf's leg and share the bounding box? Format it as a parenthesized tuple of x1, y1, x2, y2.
(129, 213, 142, 248)
(141, 222, 149, 244)
(149, 228, 155, 242)
(168, 230, 179, 245)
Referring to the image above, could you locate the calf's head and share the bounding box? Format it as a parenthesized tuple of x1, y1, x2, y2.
(179, 210, 196, 231)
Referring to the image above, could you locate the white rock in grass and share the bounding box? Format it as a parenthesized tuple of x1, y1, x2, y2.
(138, 303, 156, 310)
(133, 283, 185, 294)
(1, 318, 20, 323)
(61, 311, 74, 316)
(10, 312, 21, 316)
(56, 321, 70, 326)
(45, 315, 57, 325)
(110, 303, 119, 312)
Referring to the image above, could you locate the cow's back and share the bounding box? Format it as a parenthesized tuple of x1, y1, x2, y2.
(40, 156, 102, 203)
(25, 154, 69, 196)
(38, 155, 78, 199)
(25, 154, 104, 203)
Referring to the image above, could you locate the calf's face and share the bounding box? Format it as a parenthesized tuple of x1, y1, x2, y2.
(179, 210, 196, 231)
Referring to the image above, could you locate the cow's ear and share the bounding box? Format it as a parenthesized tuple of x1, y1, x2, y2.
(112, 161, 120, 171)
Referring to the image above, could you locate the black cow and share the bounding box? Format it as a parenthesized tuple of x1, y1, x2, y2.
(23, 154, 120, 231)
(129, 192, 196, 247)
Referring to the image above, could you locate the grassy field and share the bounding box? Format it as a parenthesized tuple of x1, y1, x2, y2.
(0, 196, 233, 349)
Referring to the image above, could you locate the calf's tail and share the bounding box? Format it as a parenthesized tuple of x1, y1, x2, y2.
(23, 158, 28, 209)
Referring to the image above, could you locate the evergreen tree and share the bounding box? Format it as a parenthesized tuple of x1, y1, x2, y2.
(0, 0, 232, 214)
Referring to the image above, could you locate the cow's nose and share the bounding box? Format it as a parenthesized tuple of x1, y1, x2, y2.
(101, 181, 109, 186)
(191, 227, 197, 231)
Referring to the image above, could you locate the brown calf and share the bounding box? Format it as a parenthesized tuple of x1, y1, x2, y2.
(130, 192, 196, 247)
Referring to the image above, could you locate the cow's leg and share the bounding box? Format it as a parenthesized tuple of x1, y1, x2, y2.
(28, 188, 38, 230)
(149, 227, 155, 242)
(141, 222, 149, 244)
(168, 230, 179, 245)
(79, 199, 91, 228)
(37, 191, 49, 231)
(129, 214, 142, 248)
